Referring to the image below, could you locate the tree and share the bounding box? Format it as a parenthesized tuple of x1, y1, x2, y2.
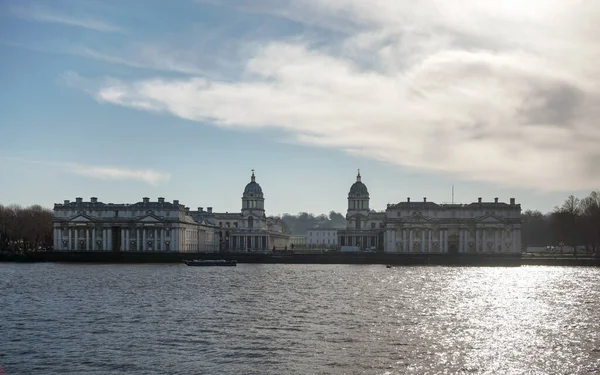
(521, 210, 552, 247)
(551, 195, 582, 254)
(580, 191, 600, 254)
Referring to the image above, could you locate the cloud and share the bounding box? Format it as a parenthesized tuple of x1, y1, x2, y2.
(11, 6, 122, 32)
(69, 0, 600, 191)
(2, 157, 170, 186)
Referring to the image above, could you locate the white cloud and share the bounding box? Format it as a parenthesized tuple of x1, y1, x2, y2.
(1, 157, 170, 186)
(68, 164, 171, 186)
(70, 0, 600, 191)
(11, 6, 123, 32)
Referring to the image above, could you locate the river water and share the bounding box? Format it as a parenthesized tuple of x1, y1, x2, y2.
(1, 263, 599, 374)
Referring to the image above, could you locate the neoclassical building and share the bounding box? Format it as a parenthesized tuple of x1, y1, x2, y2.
(190, 171, 290, 252)
(338, 171, 522, 253)
(52, 171, 290, 253)
(52, 197, 217, 252)
(338, 171, 386, 251)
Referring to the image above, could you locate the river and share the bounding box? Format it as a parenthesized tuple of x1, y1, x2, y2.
(1, 263, 599, 374)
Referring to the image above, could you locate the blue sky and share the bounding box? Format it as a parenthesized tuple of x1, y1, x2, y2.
(1, 0, 599, 215)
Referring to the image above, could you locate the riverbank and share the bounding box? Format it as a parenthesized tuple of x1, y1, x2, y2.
(2, 251, 599, 266)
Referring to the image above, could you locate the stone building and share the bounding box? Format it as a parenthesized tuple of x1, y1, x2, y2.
(384, 197, 522, 253)
(338, 171, 522, 253)
(52, 197, 217, 252)
(338, 171, 386, 251)
(190, 170, 290, 252)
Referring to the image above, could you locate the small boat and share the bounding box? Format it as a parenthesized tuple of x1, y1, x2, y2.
(386, 265, 392, 268)
(184, 259, 237, 267)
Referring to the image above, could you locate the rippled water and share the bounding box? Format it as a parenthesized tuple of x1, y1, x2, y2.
(1, 263, 600, 374)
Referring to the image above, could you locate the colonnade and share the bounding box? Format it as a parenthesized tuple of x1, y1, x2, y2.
(228, 235, 269, 251)
(339, 235, 379, 249)
(386, 226, 521, 253)
(54, 226, 175, 252)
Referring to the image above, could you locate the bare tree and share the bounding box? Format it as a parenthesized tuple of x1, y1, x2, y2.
(580, 191, 600, 254)
(551, 195, 582, 254)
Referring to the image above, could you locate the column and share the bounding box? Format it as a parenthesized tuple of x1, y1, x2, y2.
(67, 228, 71, 250)
(154, 228, 161, 251)
(136, 228, 141, 251)
(84, 228, 89, 251)
(107, 228, 112, 251)
(443, 230, 448, 253)
(428, 230, 432, 253)
(475, 228, 480, 252)
(482, 229, 487, 253)
(142, 228, 147, 252)
(74, 228, 79, 251)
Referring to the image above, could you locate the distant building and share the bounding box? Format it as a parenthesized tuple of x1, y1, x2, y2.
(338, 171, 522, 253)
(290, 236, 307, 246)
(52, 197, 217, 252)
(307, 228, 339, 247)
(190, 170, 290, 252)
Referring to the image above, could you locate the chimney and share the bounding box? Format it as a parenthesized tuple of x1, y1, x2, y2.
(407, 197, 410, 202)
(143, 197, 150, 203)
(90, 197, 97, 203)
(185, 207, 190, 214)
(64, 200, 70, 204)
(207, 207, 213, 213)
(494, 197, 499, 203)
(478, 197, 482, 203)
(75, 197, 83, 203)
(158, 197, 165, 203)
(510, 198, 515, 205)
(423, 197, 427, 202)
(173, 200, 179, 206)
(198, 207, 203, 212)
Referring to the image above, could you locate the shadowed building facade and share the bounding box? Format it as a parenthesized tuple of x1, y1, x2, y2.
(190, 170, 290, 252)
(52, 197, 217, 252)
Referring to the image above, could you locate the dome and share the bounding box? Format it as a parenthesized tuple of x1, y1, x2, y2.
(243, 170, 263, 197)
(349, 181, 368, 196)
(348, 169, 369, 196)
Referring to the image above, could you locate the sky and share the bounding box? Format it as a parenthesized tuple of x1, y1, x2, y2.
(1, 0, 599, 215)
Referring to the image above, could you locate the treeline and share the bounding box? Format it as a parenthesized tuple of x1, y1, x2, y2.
(278, 211, 346, 235)
(522, 191, 600, 253)
(0, 204, 53, 252)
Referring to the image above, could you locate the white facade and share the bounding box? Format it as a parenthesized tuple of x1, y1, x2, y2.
(384, 197, 522, 253)
(53, 197, 217, 252)
(338, 171, 522, 254)
(307, 229, 338, 246)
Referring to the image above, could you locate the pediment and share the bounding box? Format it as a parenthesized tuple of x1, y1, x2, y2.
(70, 214, 93, 222)
(406, 214, 430, 223)
(477, 214, 504, 223)
(139, 215, 161, 222)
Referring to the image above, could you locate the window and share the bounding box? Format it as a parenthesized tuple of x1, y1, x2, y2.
(234, 222, 238, 228)
(114, 210, 118, 217)
(226, 222, 230, 228)
(371, 223, 376, 229)
(219, 222, 222, 227)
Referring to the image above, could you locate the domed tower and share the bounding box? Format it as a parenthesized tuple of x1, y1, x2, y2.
(347, 169, 370, 229)
(242, 169, 265, 217)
